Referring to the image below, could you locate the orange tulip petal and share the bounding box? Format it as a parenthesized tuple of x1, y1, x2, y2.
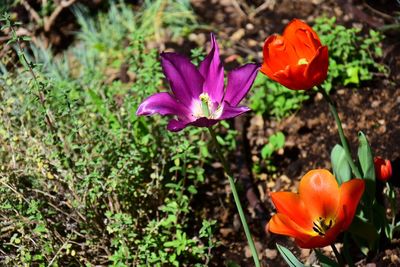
(305, 45, 329, 86)
(270, 192, 313, 229)
(295, 222, 342, 248)
(268, 213, 315, 243)
(283, 19, 322, 60)
(299, 170, 340, 220)
(337, 179, 365, 230)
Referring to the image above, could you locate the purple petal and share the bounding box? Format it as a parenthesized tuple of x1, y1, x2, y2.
(161, 52, 204, 106)
(167, 119, 190, 132)
(224, 63, 260, 106)
(219, 104, 250, 120)
(136, 92, 190, 119)
(199, 33, 225, 103)
(190, 117, 219, 128)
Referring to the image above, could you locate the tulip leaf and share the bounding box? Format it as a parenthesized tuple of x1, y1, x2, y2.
(357, 131, 375, 199)
(276, 244, 305, 267)
(348, 215, 379, 249)
(315, 250, 339, 267)
(330, 144, 351, 184)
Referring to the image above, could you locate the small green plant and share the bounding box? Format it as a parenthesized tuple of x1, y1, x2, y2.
(313, 16, 387, 91)
(252, 131, 285, 175)
(249, 74, 309, 119)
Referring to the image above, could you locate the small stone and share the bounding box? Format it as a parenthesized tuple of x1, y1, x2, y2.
(371, 100, 380, 108)
(246, 23, 254, 30)
(265, 248, 278, 259)
(231, 28, 245, 42)
(219, 228, 233, 237)
(247, 39, 258, 47)
(233, 214, 241, 232)
(245, 241, 263, 258)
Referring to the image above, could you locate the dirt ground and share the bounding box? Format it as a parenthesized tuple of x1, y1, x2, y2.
(190, 0, 400, 266)
(5, 0, 400, 266)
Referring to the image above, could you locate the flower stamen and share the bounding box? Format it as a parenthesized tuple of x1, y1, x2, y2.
(192, 93, 223, 119)
(312, 217, 334, 236)
(199, 93, 211, 117)
(297, 58, 309, 65)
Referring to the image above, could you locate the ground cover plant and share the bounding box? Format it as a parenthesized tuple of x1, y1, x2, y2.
(1, 0, 399, 266)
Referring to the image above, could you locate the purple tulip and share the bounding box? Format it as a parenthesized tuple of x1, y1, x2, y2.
(136, 33, 260, 132)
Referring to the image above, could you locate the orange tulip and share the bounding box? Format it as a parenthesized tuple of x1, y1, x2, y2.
(267, 169, 365, 248)
(261, 19, 329, 90)
(374, 157, 392, 182)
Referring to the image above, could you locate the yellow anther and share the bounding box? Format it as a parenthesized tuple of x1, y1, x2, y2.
(298, 58, 309, 65)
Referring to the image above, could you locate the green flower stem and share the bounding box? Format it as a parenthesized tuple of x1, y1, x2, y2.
(331, 244, 345, 267)
(208, 127, 261, 267)
(317, 86, 362, 178)
(387, 182, 397, 239)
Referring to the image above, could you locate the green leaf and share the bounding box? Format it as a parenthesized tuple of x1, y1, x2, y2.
(315, 250, 339, 267)
(330, 144, 351, 184)
(216, 135, 225, 146)
(270, 132, 285, 148)
(276, 244, 305, 267)
(344, 66, 360, 85)
(348, 215, 379, 249)
(357, 131, 375, 198)
(261, 143, 274, 159)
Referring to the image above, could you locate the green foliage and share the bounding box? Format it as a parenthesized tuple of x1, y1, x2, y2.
(315, 250, 339, 267)
(330, 144, 351, 184)
(0, 2, 216, 266)
(261, 132, 285, 160)
(276, 244, 305, 267)
(357, 131, 376, 201)
(251, 131, 285, 176)
(249, 74, 309, 119)
(313, 16, 387, 91)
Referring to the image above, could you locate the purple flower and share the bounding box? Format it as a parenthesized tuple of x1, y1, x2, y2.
(136, 33, 260, 132)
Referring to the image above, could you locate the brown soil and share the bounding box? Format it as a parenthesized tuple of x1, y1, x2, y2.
(191, 0, 400, 266)
(5, 0, 400, 266)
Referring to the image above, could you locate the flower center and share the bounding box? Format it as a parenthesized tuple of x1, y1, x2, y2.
(312, 217, 335, 236)
(192, 93, 223, 119)
(297, 58, 309, 65)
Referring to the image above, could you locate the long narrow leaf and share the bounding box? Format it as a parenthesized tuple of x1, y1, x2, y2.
(357, 131, 375, 199)
(315, 250, 339, 267)
(331, 144, 351, 184)
(276, 244, 305, 267)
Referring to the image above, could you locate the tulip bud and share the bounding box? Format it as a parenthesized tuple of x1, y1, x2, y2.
(374, 157, 392, 182)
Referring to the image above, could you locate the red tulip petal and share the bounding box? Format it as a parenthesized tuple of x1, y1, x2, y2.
(272, 64, 310, 90)
(299, 170, 340, 220)
(268, 213, 315, 243)
(270, 192, 313, 230)
(262, 34, 298, 74)
(305, 45, 329, 86)
(337, 179, 365, 230)
(283, 19, 322, 61)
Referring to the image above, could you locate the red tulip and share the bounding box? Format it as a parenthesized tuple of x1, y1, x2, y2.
(261, 19, 329, 90)
(374, 157, 392, 182)
(267, 169, 365, 248)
